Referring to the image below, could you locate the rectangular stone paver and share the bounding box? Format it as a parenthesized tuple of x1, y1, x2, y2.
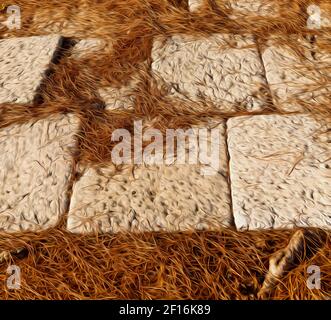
(0, 114, 79, 232)
(222, 0, 277, 17)
(151, 34, 268, 112)
(68, 122, 232, 233)
(227, 114, 331, 230)
(190, 0, 329, 24)
(189, 0, 283, 16)
(262, 36, 331, 112)
(0, 35, 62, 104)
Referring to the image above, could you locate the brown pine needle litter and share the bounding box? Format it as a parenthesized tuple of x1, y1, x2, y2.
(0, 0, 331, 299)
(0, 226, 330, 300)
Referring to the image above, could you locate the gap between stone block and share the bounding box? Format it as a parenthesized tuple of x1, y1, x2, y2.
(224, 118, 236, 229)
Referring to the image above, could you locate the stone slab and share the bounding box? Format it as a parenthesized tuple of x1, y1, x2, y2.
(68, 122, 233, 233)
(227, 114, 331, 230)
(0, 35, 62, 104)
(189, 0, 279, 16)
(262, 35, 331, 112)
(151, 34, 268, 112)
(0, 114, 79, 232)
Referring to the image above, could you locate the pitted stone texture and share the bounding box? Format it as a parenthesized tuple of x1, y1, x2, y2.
(228, 115, 331, 230)
(68, 122, 232, 233)
(0, 114, 79, 232)
(0, 35, 61, 104)
(189, 0, 279, 16)
(151, 34, 267, 112)
(190, 1, 327, 24)
(262, 36, 331, 112)
(224, 0, 276, 16)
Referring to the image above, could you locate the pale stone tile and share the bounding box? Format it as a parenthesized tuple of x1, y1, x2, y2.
(68, 122, 232, 233)
(262, 35, 331, 112)
(0, 114, 79, 232)
(228, 114, 331, 230)
(189, 0, 278, 16)
(225, 0, 276, 17)
(190, 0, 330, 25)
(0, 35, 61, 104)
(151, 34, 268, 112)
